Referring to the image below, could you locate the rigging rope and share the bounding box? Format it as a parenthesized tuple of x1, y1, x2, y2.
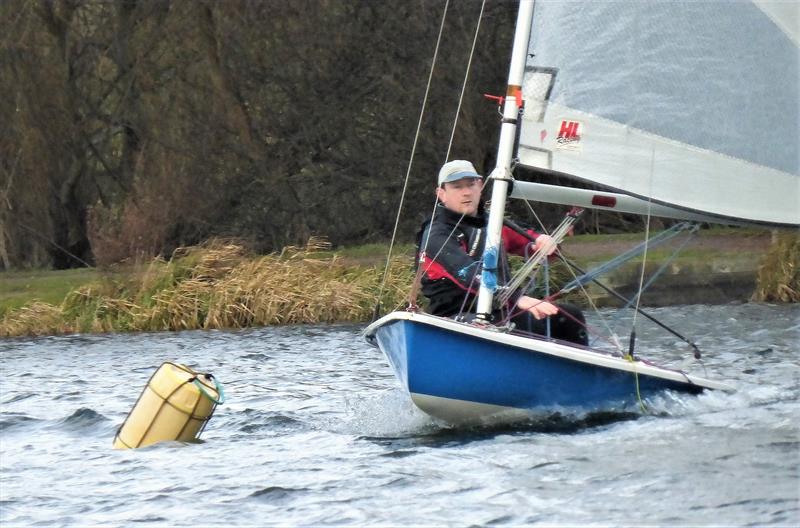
(511, 205, 694, 355)
(496, 210, 580, 306)
(499, 212, 620, 351)
(603, 226, 704, 359)
(558, 238, 704, 357)
(411, 0, 488, 308)
(373, 0, 451, 318)
(375, 0, 488, 317)
(520, 199, 623, 350)
(628, 147, 657, 358)
(559, 223, 693, 292)
(420, 0, 488, 256)
(444, 0, 487, 162)
(618, 229, 698, 313)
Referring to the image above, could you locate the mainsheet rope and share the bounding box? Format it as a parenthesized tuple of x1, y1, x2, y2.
(514, 202, 704, 357)
(495, 210, 619, 352)
(496, 211, 579, 306)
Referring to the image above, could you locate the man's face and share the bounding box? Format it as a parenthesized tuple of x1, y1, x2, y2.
(436, 177, 482, 216)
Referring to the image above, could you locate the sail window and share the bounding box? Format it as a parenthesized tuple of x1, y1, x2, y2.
(522, 66, 557, 122)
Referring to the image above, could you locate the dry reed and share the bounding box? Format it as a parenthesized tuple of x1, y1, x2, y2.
(752, 231, 800, 302)
(0, 239, 416, 337)
(0, 302, 66, 336)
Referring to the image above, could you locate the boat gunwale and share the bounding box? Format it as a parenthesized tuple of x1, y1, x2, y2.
(364, 310, 734, 392)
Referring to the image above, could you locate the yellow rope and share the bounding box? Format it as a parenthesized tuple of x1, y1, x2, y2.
(626, 354, 648, 413)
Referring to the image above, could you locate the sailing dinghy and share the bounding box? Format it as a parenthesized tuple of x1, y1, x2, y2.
(364, 0, 798, 424)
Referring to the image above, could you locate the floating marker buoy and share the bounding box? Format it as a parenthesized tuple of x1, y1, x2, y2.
(113, 362, 224, 449)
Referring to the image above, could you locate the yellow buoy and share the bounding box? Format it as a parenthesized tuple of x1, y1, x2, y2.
(113, 362, 224, 449)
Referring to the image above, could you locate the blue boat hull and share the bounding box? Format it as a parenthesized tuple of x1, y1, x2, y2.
(364, 312, 726, 423)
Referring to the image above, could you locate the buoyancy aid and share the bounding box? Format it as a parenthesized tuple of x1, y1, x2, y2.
(415, 203, 538, 317)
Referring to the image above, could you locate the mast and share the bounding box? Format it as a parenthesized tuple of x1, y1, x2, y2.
(476, 0, 535, 319)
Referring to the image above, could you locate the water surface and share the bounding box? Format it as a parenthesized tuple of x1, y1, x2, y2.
(1, 303, 798, 526)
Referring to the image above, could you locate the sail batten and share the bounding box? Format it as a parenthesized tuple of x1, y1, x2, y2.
(511, 178, 793, 228)
(518, 0, 799, 228)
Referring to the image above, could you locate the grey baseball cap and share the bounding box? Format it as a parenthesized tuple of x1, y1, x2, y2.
(437, 160, 482, 186)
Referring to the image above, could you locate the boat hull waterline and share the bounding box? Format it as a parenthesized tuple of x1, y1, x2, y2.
(364, 311, 732, 423)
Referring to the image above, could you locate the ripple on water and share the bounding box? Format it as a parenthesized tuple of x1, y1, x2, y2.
(53, 390, 87, 402)
(241, 353, 272, 361)
(0, 413, 43, 432)
(55, 407, 110, 431)
(0, 307, 797, 527)
(248, 486, 309, 502)
(221, 408, 309, 436)
(2, 392, 36, 404)
(378, 449, 418, 459)
(129, 515, 167, 523)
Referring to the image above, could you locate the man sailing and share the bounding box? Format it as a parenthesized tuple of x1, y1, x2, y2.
(417, 160, 588, 345)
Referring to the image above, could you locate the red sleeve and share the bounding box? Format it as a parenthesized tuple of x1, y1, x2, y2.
(501, 226, 539, 256)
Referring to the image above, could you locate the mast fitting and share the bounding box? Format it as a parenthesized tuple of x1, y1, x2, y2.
(488, 167, 514, 183)
(483, 87, 524, 109)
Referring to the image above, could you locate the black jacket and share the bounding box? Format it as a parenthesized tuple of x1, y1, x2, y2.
(416, 204, 537, 317)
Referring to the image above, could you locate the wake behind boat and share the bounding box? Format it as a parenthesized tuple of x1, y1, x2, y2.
(364, 0, 797, 424)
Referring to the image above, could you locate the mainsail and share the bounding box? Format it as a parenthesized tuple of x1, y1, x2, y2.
(515, 0, 799, 228)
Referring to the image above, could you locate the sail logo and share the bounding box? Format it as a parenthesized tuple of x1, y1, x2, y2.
(556, 120, 583, 152)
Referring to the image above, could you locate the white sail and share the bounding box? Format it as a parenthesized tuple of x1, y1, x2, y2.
(516, 0, 799, 228)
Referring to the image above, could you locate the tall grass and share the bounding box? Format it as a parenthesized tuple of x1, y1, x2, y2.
(4, 231, 795, 337)
(752, 231, 800, 302)
(0, 239, 416, 337)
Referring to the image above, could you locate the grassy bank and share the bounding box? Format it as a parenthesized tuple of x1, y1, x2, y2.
(1, 229, 796, 337)
(0, 240, 415, 337)
(1, 268, 108, 315)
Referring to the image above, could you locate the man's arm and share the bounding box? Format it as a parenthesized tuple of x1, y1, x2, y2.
(502, 225, 556, 257)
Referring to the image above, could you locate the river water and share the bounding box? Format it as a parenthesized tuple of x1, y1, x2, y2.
(1, 303, 798, 526)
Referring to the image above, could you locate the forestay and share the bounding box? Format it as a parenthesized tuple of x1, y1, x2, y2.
(515, 0, 799, 228)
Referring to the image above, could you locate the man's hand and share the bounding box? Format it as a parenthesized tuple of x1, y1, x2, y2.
(533, 234, 557, 255)
(516, 295, 559, 320)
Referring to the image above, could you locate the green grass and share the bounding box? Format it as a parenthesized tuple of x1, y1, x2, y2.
(0, 268, 104, 316)
(328, 227, 763, 264)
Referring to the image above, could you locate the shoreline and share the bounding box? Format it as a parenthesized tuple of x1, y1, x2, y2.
(559, 230, 772, 307)
(1, 230, 794, 337)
